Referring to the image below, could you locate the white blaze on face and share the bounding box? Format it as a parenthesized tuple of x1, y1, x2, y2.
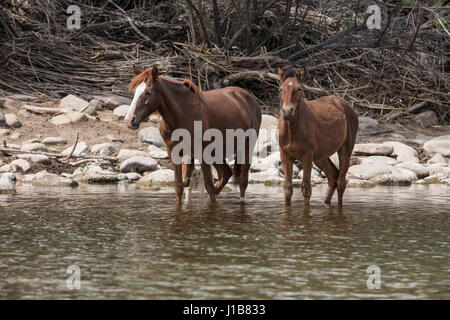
(125, 82, 146, 122)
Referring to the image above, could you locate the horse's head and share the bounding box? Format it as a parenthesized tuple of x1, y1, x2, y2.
(125, 65, 162, 130)
(278, 67, 306, 121)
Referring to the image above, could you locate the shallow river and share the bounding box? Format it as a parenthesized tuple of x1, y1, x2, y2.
(0, 184, 448, 299)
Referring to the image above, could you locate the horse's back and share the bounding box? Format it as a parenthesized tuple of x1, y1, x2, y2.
(203, 86, 261, 130)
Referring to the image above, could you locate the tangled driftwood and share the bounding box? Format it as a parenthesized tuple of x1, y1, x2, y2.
(0, 0, 448, 123)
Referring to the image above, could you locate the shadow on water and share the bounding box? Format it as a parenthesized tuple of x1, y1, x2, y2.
(0, 184, 449, 299)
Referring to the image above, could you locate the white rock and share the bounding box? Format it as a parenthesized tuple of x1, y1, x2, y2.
(413, 111, 439, 126)
(91, 94, 131, 110)
(0, 112, 5, 127)
(10, 159, 31, 172)
(79, 165, 118, 183)
(84, 99, 102, 115)
(0, 172, 16, 193)
(120, 156, 158, 173)
(423, 135, 450, 157)
(136, 169, 174, 186)
(59, 94, 89, 112)
(348, 164, 398, 180)
(423, 173, 450, 185)
(254, 115, 279, 156)
(31, 170, 78, 187)
(113, 105, 129, 120)
(90, 143, 117, 154)
(346, 179, 375, 188)
(138, 127, 165, 147)
(147, 144, 168, 159)
(125, 172, 142, 181)
(42, 137, 67, 145)
(360, 156, 398, 166)
(17, 154, 50, 164)
(50, 112, 88, 125)
(407, 133, 429, 145)
(358, 116, 379, 134)
(117, 149, 151, 160)
(353, 143, 393, 156)
(382, 141, 419, 163)
(369, 173, 412, 186)
(10, 133, 21, 140)
(427, 166, 450, 176)
(4, 113, 21, 128)
(249, 168, 284, 185)
(427, 153, 447, 164)
(0, 164, 17, 173)
(61, 141, 88, 157)
(396, 168, 418, 180)
(20, 143, 49, 153)
(251, 152, 280, 172)
(395, 162, 429, 178)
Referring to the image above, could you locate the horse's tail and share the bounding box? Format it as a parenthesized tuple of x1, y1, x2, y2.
(232, 164, 241, 186)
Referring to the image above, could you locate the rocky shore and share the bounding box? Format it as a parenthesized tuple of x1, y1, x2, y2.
(0, 93, 449, 194)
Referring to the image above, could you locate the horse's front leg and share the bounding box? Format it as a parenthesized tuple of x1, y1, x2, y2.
(182, 162, 195, 202)
(300, 154, 313, 205)
(173, 163, 184, 204)
(281, 151, 294, 205)
(167, 147, 184, 204)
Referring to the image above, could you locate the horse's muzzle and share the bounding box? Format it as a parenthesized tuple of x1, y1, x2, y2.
(126, 116, 140, 130)
(281, 106, 294, 121)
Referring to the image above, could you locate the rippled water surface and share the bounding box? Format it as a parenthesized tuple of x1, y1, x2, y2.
(0, 184, 449, 299)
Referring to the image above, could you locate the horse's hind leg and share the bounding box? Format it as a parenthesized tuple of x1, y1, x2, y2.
(238, 164, 250, 202)
(337, 146, 352, 205)
(314, 158, 339, 204)
(201, 163, 216, 203)
(212, 163, 233, 195)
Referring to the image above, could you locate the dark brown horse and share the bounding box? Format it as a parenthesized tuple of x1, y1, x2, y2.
(278, 67, 358, 205)
(125, 65, 261, 204)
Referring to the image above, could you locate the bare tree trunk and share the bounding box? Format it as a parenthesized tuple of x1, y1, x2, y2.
(212, 0, 222, 46)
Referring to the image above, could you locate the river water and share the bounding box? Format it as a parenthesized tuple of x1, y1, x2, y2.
(0, 184, 448, 299)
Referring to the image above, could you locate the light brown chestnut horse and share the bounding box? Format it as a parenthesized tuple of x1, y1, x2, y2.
(125, 65, 261, 204)
(278, 67, 358, 205)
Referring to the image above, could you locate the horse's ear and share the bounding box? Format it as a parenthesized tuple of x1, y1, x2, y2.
(278, 68, 285, 81)
(152, 65, 159, 80)
(132, 64, 141, 75)
(298, 67, 306, 82)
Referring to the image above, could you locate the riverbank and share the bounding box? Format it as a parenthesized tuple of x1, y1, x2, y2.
(0, 92, 449, 194)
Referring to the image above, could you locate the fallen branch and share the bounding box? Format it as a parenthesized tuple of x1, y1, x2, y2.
(0, 147, 118, 161)
(385, 101, 428, 122)
(21, 104, 64, 115)
(64, 132, 79, 160)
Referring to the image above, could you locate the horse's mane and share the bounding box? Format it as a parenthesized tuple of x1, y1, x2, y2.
(282, 67, 299, 81)
(129, 70, 151, 92)
(129, 70, 202, 98)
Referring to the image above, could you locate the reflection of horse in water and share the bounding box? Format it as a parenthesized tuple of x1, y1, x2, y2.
(125, 65, 261, 204)
(278, 67, 358, 205)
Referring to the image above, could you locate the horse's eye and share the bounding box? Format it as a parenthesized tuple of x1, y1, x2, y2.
(297, 87, 302, 92)
(145, 90, 152, 95)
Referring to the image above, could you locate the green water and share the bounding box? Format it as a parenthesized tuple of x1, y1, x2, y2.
(0, 184, 449, 299)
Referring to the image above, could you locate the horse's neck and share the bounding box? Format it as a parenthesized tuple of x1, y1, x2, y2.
(287, 99, 310, 140)
(158, 79, 194, 131)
